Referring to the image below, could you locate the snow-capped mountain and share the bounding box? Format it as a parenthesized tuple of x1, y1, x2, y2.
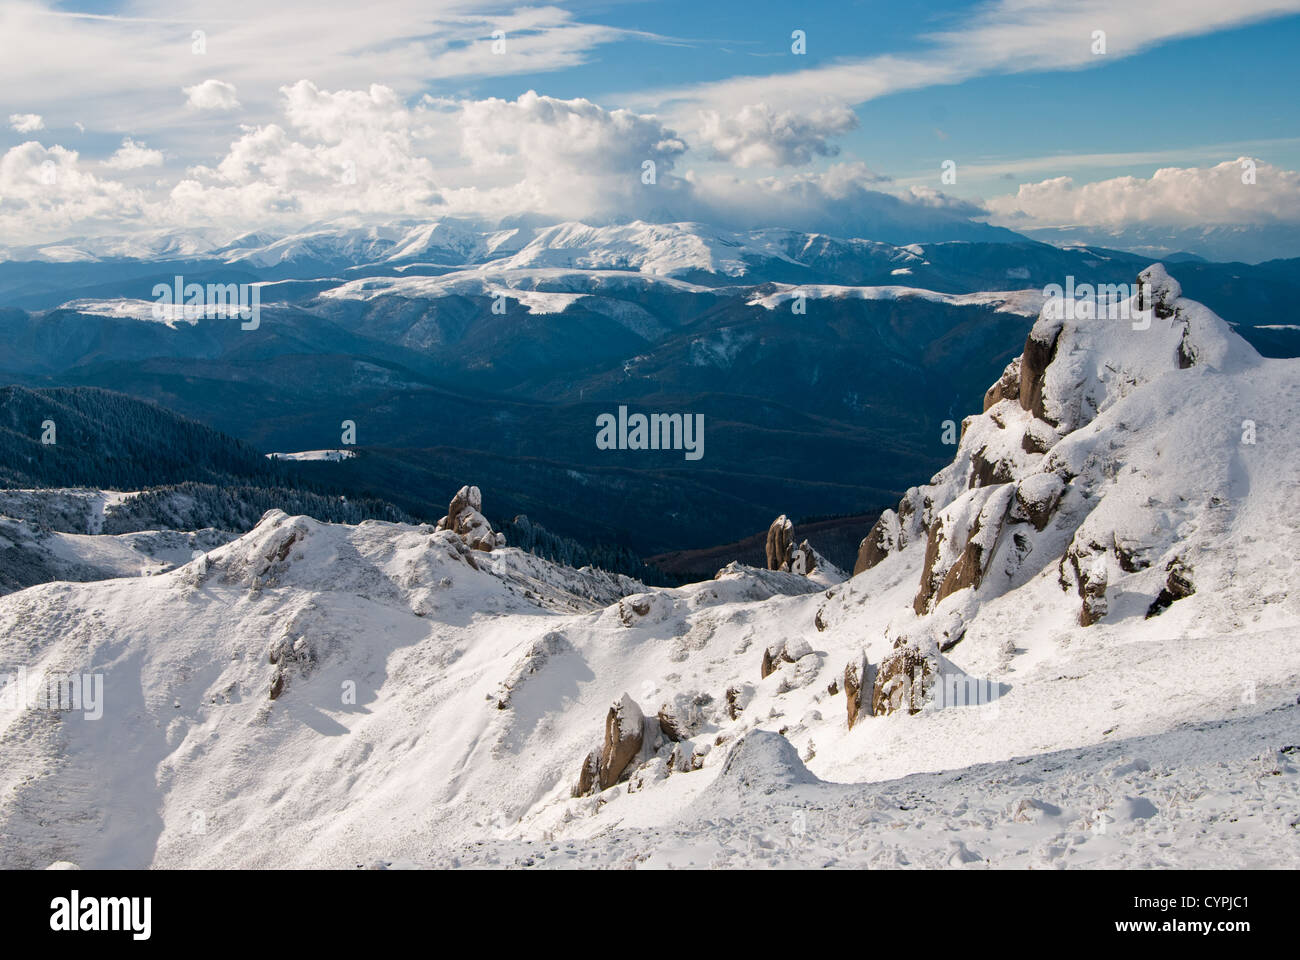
(1, 266, 1296, 868)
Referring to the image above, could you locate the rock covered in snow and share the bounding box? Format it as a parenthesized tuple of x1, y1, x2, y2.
(1146, 558, 1195, 618)
(713, 730, 820, 795)
(855, 510, 900, 575)
(872, 643, 933, 716)
(435, 484, 505, 552)
(573, 693, 648, 795)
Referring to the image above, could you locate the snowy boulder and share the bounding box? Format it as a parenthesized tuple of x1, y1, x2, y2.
(725, 683, 754, 720)
(1135, 263, 1181, 322)
(761, 639, 795, 678)
(571, 693, 648, 796)
(435, 484, 505, 552)
(762, 638, 814, 679)
(872, 643, 933, 716)
(657, 691, 711, 741)
(1145, 558, 1195, 618)
(599, 694, 646, 791)
(615, 591, 674, 627)
(713, 731, 820, 795)
(573, 749, 601, 798)
(765, 515, 794, 571)
(1013, 472, 1066, 531)
(1079, 556, 1109, 627)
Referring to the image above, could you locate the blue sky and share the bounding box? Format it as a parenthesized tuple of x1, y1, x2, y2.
(462, 0, 1300, 196)
(2, 0, 1299, 258)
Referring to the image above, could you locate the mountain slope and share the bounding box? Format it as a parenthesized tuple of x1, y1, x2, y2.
(1, 265, 1297, 868)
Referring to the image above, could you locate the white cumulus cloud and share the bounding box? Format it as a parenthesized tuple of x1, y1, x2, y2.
(183, 80, 241, 112)
(987, 158, 1300, 228)
(103, 138, 165, 170)
(697, 104, 858, 168)
(9, 113, 45, 133)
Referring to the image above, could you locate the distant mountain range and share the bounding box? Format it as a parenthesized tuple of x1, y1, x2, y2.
(2, 219, 1299, 557)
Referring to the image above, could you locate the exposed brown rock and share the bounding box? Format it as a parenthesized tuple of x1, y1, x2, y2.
(1014, 473, 1066, 531)
(790, 539, 817, 576)
(572, 749, 600, 797)
(913, 521, 947, 615)
(969, 445, 1015, 489)
(765, 515, 794, 571)
(1019, 322, 1064, 423)
(854, 510, 899, 575)
(844, 653, 872, 729)
(269, 672, 285, 700)
(1145, 557, 1195, 618)
(872, 645, 932, 716)
(761, 641, 797, 679)
(1079, 562, 1108, 626)
(657, 706, 685, 742)
(1021, 419, 1057, 454)
(598, 694, 645, 790)
(570, 693, 648, 796)
(914, 488, 1012, 615)
(983, 356, 1023, 411)
(435, 484, 505, 552)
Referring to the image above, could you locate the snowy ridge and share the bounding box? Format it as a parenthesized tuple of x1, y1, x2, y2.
(1, 266, 1299, 868)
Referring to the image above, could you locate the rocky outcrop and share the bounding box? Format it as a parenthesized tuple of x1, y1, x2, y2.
(1013, 473, 1066, 531)
(844, 652, 872, 729)
(765, 515, 794, 571)
(573, 749, 601, 797)
(1018, 319, 1064, 423)
(790, 539, 817, 576)
(854, 510, 900, 575)
(435, 485, 505, 552)
(656, 691, 712, 743)
(1146, 558, 1195, 618)
(599, 694, 645, 790)
(872, 644, 932, 716)
(913, 486, 1013, 615)
(1078, 558, 1108, 626)
(761, 638, 812, 679)
(1020, 419, 1058, 454)
(983, 356, 1022, 411)
(969, 444, 1016, 489)
(725, 684, 754, 720)
(571, 693, 646, 796)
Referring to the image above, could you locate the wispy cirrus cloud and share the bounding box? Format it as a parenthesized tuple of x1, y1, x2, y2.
(630, 0, 1300, 163)
(0, 1, 662, 135)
